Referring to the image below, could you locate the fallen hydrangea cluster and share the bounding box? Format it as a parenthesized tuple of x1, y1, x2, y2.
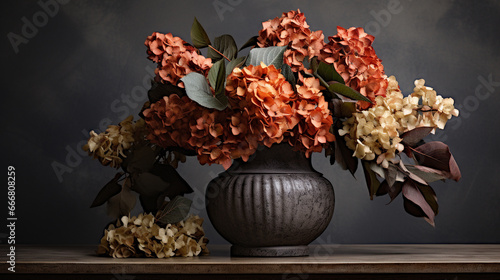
(97, 214, 209, 258)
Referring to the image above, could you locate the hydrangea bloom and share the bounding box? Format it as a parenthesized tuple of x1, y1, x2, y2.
(256, 9, 325, 72)
(83, 116, 145, 168)
(321, 27, 388, 109)
(144, 32, 212, 87)
(97, 214, 209, 258)
(339, 76, 459, 168)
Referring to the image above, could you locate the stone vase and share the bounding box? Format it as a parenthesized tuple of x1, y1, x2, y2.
(205, 143, 335, 257)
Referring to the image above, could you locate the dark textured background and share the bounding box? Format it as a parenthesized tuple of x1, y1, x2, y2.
(1, 0, 499, 245)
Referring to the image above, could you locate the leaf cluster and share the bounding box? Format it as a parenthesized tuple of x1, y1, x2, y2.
(360, 127, 461, 226)
(90, 144, 194, 222)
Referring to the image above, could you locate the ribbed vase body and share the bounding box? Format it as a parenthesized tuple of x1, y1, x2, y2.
(205, 144, 335, 256)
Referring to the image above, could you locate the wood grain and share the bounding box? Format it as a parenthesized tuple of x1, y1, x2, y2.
(1, 244, 499, 279)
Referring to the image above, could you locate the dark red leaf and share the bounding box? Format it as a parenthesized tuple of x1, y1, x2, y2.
(418, 185, 438, 216)
(378, 180, 403, 204)
(447, 154, 461, 181)
(405, 165, 447, 183)
(413, 141, 461, 181)
(388, 181, 403, 203)
(401, 126, 434, 147)
(403, 196, 426, 217)
(402, 179, 436, 226)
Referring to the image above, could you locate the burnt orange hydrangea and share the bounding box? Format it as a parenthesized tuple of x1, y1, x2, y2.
(320, 27, 388, 109)
(226, 63, 297, 148)
(289, 74, 335, 157)
(142, 94, 194, 150)
(256, 9, 325, 72)
(142, 94, 233, 169)
(144, 32, 212, 88)
(226, 64, 334, 159)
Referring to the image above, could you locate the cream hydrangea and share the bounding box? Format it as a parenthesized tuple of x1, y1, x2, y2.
(339, 76, 459, 167)
(97, 213, 209, 258)
(83, 116, 146, 168)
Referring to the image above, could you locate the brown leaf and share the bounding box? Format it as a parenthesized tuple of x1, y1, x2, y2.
(377, 180, 403, 203)
(90, 173, 123, 208)
(121, 145, 158, 173)
(413, 141, 461, 182)
(106, 177, 137, 219)
(334, 126, 358, 176)
(388, 181, 403, 203)
(400, 126, 434, 147)
(405, 165, 447, 183)
(362, 160, 380, 200)
(384, 163, 398, 188)
(150, 163, 193, 199)
(418, 185, 438, 216)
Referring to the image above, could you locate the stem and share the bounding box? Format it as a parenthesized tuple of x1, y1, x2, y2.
(209, 45, 231, 62)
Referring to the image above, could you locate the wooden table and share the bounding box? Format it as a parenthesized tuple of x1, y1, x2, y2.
(1, 244, 500, 279)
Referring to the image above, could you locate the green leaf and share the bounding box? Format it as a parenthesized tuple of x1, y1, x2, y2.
(180, 72, 228, 110)
(208, 60, 226, 96)
(156, 196, 193, 225)
(207, 34, 238, 61)
(245, 46, 287, 69)
(90, 173, 123, 208)
(226, 56, 246, 76)
(239, 35, 259, 51)
(328, 83, 372, 103)
(316, 61, 344, 84)
(281, 63, 296, 87)
(362, 160, 380, 200)
(106, 177, 136, 219)
(190, 17, 211, 49)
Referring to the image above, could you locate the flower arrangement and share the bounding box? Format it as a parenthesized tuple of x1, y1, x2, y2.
(85, 9, 461, 255)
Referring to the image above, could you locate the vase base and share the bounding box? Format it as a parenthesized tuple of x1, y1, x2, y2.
(231, 245, 309, 257)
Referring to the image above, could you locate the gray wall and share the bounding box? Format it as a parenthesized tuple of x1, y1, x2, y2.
(2, 0, 499, 245)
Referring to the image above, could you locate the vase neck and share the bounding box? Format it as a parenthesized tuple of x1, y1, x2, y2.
(227, 144, 317, 174)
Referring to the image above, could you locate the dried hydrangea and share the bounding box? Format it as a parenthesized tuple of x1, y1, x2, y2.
(320, 26, 388, 109)
(256, 9, 325, 72)
(339, 76, 459, 168)
(289, 73, 335, 157)
(226, 63, 297, 147)
(144, 32, 212, 88)
(97, 213, 209, 258)
(83, 116, 146, 168)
